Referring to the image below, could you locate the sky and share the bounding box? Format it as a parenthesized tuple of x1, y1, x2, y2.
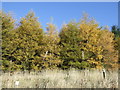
(2, 2, 118, 31)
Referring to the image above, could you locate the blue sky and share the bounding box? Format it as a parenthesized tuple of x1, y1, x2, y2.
(2, 2, 118, 31)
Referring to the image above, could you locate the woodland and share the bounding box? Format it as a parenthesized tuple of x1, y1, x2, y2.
(1, 11, 120, 72)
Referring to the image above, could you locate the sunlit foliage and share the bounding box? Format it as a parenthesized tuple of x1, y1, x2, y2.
(1, 11, 118, 71)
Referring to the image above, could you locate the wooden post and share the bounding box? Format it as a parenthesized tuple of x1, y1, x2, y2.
(102, 69, 106, 79)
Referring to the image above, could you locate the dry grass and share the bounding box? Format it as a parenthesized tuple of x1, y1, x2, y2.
(0, 69, 118, 89)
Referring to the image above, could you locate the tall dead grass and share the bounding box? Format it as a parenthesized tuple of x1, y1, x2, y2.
(0, 69, 118, 89)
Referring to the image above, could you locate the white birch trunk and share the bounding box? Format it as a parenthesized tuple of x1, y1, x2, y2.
(82, 51, 84, 60)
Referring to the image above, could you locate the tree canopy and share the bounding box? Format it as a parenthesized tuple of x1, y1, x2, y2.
(1, 11, 118, 72)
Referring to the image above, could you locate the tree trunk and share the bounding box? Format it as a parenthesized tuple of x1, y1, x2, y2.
(82, 51, 84, 60)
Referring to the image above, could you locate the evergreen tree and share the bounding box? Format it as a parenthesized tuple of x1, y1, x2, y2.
(0, 11, 15, 72)
(111, 25, 120, 65)
(79, 14, 117, 69)
(112, 25, 120, 37)
(3, 11, 43, 71)
(59, 22, 85, 69)
(79, 14, 103, 69)
(40, 23, 62, 69)
(99, 28, 118, 69)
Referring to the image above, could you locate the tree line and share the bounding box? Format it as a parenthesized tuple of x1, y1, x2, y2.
(0, 11, 120, 72)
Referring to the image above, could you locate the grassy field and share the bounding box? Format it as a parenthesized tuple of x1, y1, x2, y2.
(0, 69, 118, 89)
